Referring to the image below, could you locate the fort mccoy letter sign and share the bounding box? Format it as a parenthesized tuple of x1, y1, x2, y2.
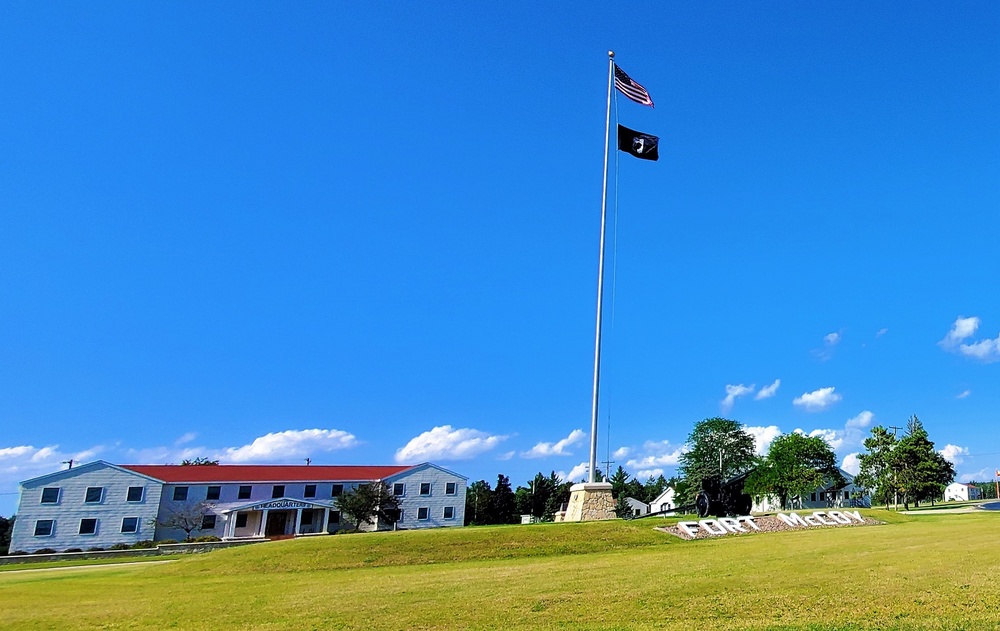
(664, 510, 877, 540)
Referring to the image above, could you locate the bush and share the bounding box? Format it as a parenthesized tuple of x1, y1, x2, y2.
(157, 539, 178, 545)
(109, 543, 131, 550)
(10, 550, 27, 556)
(86, 547, 105, 552)
(63, 548, 83, 553)
(131, 540, 156, 549)
(33, 548, 57, 554)
(192, 535, 221, 543)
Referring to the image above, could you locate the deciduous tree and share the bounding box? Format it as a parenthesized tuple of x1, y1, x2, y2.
(335, 481, 401, 530)
(744, 432, 843, 510)
(157, 501, 210, 541)
(678, 417, 757, 505)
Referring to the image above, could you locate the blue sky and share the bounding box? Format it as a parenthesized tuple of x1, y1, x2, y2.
(2, 3, 998, 515)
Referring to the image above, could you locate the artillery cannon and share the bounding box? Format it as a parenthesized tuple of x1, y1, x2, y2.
(694, 472, 753, 518)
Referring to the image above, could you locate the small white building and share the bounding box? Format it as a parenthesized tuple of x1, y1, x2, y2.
(649, 487, 676, 514)
(944, 482, 982, 502)
(751, 469, 870, 513)
(9, 460, 466, 553)
(623, 497, 649, 518)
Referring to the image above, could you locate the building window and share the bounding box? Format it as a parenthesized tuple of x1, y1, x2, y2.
(201, 515, 217, 530)
(444, 506, 455, 519)
(238, 485, 252, 500)
(126, 486, 144, 502)
(34, 520, 54, 537)
(329, 511, 341, 524)
(810, 493, 816, 502)
(393, 483, 405, 496)
(420, 483, 431, 496)
(272, 485, 285, 498)
(121, 517, 139, 534)
(40, 487, 60, 504)
(85, 487, 104, 503)
(173, 487, 189, 502)
(206, 486, 221, 501)
(235, 513, 248, 528)
(446, 482, 457, 495)
(79, 519, 97, 535)
(301, 511, 313, 526)
(397, 510, 404, 522)
(844, 491, 850, 499)
(331, 484, 343, 497)
(304, 484, 316, 499)
(418, 507, 429, 520)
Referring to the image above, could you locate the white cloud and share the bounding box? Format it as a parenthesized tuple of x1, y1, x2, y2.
(497, 451, 515, 461)
(841, 453, 861, 476)
(721, 383, 755, 412)
(824, 332, 841, 346)
(939, 444, 970, 465)
(744, 425, 782, 456)
(626, 440, 685, 469)
(222, 429, 359, 463)
(175, 432, 198, 446)
(557, 462, 589, 484)
(613, 446, 631, 459)
(807, 428, 845, 450)
(395, 425, 506, 463)
(636, 468, 664, 480)
(521, 429, 586, 459)
(876, 328, 888, 338)
(755, 379, 780, 400)
(846, 411, 874, 429)
(959, 469, 989, 484)
(956, 389, 971, 399)
(0, 444, 106, 502)
(939, 316, 1000, 362)
(793, 386, 842, 412)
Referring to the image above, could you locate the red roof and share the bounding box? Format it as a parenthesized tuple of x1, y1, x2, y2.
(121, 464, 413, 484)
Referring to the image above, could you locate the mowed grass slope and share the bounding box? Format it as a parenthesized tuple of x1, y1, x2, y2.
(2, 510, 999, 630)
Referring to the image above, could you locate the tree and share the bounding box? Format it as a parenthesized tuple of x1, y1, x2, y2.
(893, 416, 955, 509)
(614, 494, 635, 519)
(180, 457, 220, 466)
(157, 501, 210, 541)
(854, 426, 899, 509)
(489, 474, 518, 525)
(678, 417, 757, 505)
(745, 432, 844, 510)
(335, 481, 401, 530)
(465, 480, 493, 525)
(609, 466, 630, 499)
(0, 515, 14, 555)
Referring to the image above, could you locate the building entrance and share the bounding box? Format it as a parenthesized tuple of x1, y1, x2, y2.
(265, 511, 288, 537)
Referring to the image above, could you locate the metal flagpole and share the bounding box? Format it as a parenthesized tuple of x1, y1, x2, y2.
(588, 50, 615, 484)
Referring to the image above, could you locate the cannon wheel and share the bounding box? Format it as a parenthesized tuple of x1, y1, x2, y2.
(695, 490, 711, 518)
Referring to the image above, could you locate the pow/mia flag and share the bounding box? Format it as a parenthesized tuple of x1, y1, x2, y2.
(617, 125, 659, 161)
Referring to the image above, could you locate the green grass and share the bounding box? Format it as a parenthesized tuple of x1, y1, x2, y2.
(2, 510, 999, 630)
(0, 555, 180, 572)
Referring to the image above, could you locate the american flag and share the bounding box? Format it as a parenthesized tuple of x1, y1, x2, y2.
(614, 64, 654, 108)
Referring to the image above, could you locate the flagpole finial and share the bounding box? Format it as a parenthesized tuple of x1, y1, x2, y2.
(608, 50, 615, 58)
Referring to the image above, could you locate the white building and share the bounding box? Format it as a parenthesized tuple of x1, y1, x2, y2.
(623, 497, 649, 518)
(9, 461, 466, 553)
(944, 482, 982, 502)
(649, 487, 676, 514)
(751, 469, 870, 513)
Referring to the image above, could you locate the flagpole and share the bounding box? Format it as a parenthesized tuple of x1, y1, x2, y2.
(588, 50, 615, 484)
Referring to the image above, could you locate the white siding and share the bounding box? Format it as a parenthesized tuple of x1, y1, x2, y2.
(10, 463, 163, 553)
(384, 464, 466, 530)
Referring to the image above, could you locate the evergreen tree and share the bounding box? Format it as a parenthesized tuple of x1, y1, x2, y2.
(893, 416, 955, 509)
(489, 474, 518, 524)
(855, 426, 899, 509)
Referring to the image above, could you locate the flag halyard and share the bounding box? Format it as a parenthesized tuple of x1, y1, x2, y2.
(614, 64, 654, 108)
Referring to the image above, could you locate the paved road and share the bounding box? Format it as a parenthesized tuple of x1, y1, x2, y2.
(0, 559, 176, 576)
(981, 501, 1000, 511)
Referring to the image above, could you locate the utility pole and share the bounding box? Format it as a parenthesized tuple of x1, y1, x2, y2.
(62, 459, 74, 469)
(601, 459, 615, 481)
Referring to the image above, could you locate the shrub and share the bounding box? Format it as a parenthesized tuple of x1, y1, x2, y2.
(131, 540, 156, 549)
(109, 543, 131, 550)
(33, 548, 57, 554)
(63, 548, 83, 553)
(192, 535, 221, 543)
(10, 550, 27, 556)
(157, 539, 178, 545)
(86, 547, 105, 552)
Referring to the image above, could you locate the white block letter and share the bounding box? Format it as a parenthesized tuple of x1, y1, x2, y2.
(678, 521, 700, 537)
(719, 517, 745, 533)
(777, 512, 808, 527)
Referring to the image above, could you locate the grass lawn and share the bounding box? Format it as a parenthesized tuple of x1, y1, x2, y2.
(1, 510, 998, 630)
(0, 555, 180, 572)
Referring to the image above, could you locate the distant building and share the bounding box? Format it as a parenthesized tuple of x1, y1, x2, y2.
(9, 461, 466, 553)
(944, 482, 982, 502)
(751, 469, 871, 513)
(623, 497, 649, 518)
(649, 487, 676, 514)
